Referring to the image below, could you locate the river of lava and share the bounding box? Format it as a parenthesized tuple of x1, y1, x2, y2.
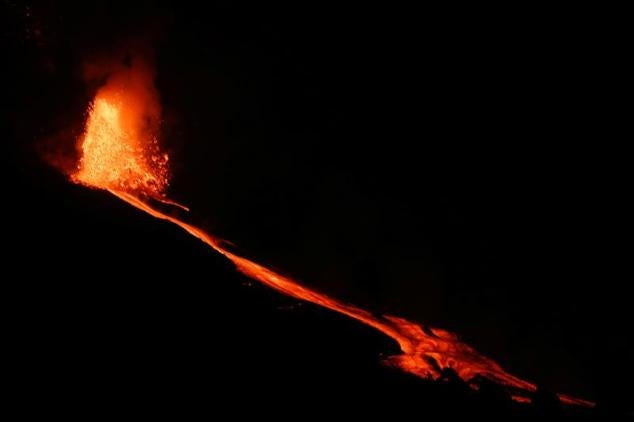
(72, 91, 592, 408)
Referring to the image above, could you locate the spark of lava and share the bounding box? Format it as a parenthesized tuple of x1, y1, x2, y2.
(69, 62, 593, 408)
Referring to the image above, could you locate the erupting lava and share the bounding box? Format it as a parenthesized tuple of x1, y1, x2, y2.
(70, 68, 593, 408)
(73, 58, 168, 199)
(74, 97, 168, 195)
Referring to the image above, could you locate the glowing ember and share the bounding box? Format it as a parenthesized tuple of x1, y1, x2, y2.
(73, 65, 168, 197)
(70, 71, 593, 409)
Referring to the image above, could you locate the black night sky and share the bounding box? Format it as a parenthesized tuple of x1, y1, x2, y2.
(2, 2, 631, 419)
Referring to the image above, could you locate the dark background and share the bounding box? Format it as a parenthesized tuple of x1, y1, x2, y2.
(2, 1, 631, 418)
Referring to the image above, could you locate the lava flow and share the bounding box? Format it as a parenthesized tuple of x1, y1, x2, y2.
(71, 68, 593, 408)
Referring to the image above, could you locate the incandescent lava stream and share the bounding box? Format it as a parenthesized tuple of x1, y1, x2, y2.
(69, 70, 593, 408)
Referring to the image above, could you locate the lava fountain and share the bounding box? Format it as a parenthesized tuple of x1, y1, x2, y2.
(70, 60, 592, 408)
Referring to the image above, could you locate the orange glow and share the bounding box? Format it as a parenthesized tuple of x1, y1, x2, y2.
(71, 76, 593, 409)
(73, 63, 168, 197)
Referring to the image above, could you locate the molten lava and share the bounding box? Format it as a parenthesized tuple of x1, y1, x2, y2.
(71, 76, 593, 408)
(73, 60, 168, 197)
(74, 97, 168, 195)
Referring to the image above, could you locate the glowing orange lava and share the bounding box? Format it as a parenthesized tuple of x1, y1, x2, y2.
(73, 66, 168, 197)
(71, 85, 593, 409)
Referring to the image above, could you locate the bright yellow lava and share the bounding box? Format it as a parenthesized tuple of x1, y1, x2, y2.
(74, 96, 168, 196)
